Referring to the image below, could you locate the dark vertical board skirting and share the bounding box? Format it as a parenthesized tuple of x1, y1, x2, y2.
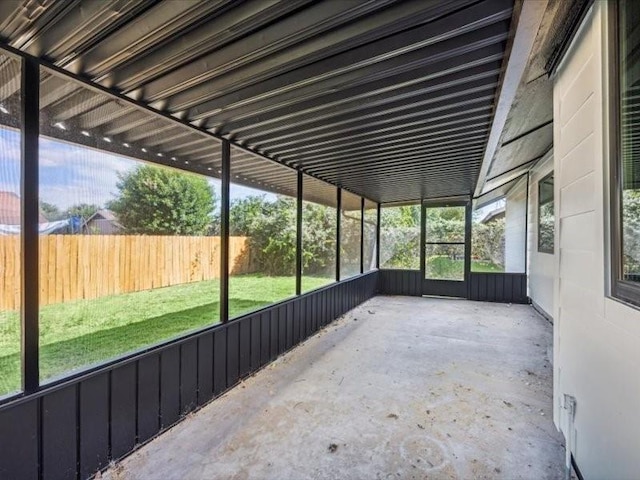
(0, 272, 380, 480)
(250, 315, 261, 371)
(79, 374, 109, 479)
(42, 386, 77, 480)
(111, 363, 136, 461)
(260, 312, 270, 366)
(197, 334, 214, 406)
(0, 398, 38, 480)
(466, 273, 529, 304)
(239, 319, 251, 378)
(160, 347, 180, 428)
(286, 303, 294, 349)
(137, 354, 160, 443)
(180, 340, 198, 415)
(213, 329, 227, 395)
(226, 322, 239, 387)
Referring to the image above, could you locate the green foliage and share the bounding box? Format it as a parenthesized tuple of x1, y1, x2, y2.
(67, 203, 100, 220)
(380, 205, 420, 269)
(40, 201, 100, 221)
(229, 196, 297, 276)
(302, 202, 337, 276)
(538, 202, 554, 252)
(228, 195, 339, 277)
(472, 218, 505, 268)
(622, 189, 640, 275)
(109, 165, 215, 235)
(40, 201, 64, 221)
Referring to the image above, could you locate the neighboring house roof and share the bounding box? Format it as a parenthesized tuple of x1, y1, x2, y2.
(85, 209, 122, 228)
(0, 191, 48, 224)
(480, 206, 505, 224)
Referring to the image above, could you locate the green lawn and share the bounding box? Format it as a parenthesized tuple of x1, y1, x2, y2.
(426, 255, 504, 280)
(471, 260, 504, 273)
(0, 274, 332, 396)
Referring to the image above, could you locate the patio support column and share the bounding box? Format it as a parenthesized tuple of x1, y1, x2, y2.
(220, 140, 230, 323)
(21, 56, 40, 393)
(376, 203, 381, 269)
(524, 171, 530, 277)
(336, 188, 341, 282)
(419, 201, 426, 279)
(295, 171, 302, 295)
(360, 197, 364, 274)
(464, 201, 472, 287)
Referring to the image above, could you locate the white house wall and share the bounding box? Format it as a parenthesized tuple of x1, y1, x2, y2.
(553, 2, 640, 478)
(527, 154, 554, 319)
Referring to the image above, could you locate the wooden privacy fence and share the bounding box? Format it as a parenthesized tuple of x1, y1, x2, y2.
(0, 235, 255, 310)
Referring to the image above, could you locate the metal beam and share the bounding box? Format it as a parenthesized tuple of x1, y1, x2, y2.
(296, 171, 303, 295)
(220, 140, 230, 323)
(21, 56, 39, 393)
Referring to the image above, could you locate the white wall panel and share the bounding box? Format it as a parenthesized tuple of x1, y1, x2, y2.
(552, 3, 640, 478)
(527, 155, 554, 318)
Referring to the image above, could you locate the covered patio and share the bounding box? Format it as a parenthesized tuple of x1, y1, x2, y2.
(103, 296, 565, 480)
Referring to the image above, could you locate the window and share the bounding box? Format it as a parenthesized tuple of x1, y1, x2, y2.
(380, 204, 420, 269)
(612, 0, 640, 304)
(538, 174, 554, 254)
(229, 146, 297, 318)
(471, 198, 505, 273)
(38, 67, 222, 384)
(363, 199, 378, 272)
(301, 175, 337, 293)
(339, 190, 362, 279)
(0, 52, 22, 397)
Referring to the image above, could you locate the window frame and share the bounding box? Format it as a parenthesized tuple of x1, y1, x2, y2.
(537, 172, 555, 254)
(609, 0, 640, 307)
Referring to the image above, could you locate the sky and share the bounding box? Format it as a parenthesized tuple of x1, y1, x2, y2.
(0, 127, 273, 213)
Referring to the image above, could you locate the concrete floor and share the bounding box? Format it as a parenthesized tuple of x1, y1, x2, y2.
(103, 296, 567, 480)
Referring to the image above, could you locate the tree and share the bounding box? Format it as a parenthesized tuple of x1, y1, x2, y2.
(40, 201, 64, 221)
(229, 195, 297, 276)
(228, 195, 338, 277)
(66, 203, 100, 220)
(109, 165, 215, 235)
(622, 189, 640, 275)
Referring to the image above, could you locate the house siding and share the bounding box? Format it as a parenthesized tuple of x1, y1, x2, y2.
(553, 3, 640, 478)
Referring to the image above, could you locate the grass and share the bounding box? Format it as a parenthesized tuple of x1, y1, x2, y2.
(0, 274, 332, 396)
(471, 260, 504, 273)
(426, 256, 504, 279)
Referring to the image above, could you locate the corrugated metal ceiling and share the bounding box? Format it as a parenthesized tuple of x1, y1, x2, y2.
(0, 0, 515, 204)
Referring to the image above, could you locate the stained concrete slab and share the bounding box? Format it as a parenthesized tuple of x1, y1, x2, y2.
(103, 296, 567, 480)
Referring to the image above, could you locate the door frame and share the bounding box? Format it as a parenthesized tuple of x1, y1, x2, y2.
(420, 199, 472, 298)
